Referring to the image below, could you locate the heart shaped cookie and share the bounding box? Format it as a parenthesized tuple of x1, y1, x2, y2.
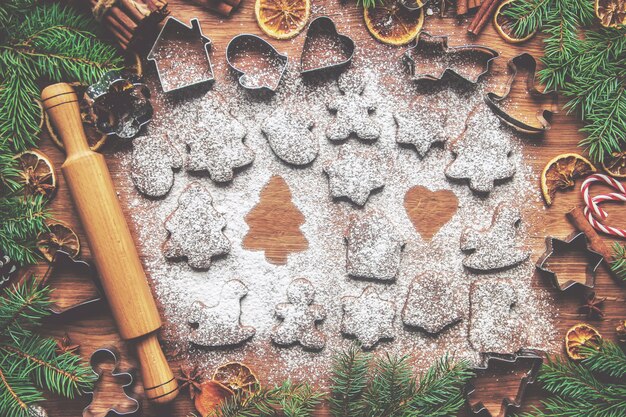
(404, 185, 458, 241)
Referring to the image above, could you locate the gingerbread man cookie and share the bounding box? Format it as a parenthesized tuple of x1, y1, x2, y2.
(272, 278, 326, 351)
(341, 286, 395, 349)
(163, 182, 230, 269)
(130, 134, 182, 197)
(261, 108, 318, 166)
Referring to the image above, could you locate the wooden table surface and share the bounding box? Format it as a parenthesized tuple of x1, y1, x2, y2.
(26, 0, 626, 416)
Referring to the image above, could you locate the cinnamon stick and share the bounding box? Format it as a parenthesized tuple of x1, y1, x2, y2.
(467, 0, 501, 34)
(456, 0, 468, 16)
(185, 0, 234, 16)
(567, 206, 613, 263)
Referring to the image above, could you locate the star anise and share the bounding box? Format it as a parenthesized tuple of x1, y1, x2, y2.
(176, 365, 203, 400)
(55, 333, 79, 354)
(579, 292, 606, 319)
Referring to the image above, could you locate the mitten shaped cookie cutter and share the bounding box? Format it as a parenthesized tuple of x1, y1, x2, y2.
(226, 34, 288, 93)
(83, 348, 140, 417)
(484, 53, 558, 134)
(466, 349, 543, 417)
(536, 232, 604, 291)
(300, 16, 355, 75)
(147, 17, 214, 93)
(40, 250, 102, 315)
(403, 32, 499, 83)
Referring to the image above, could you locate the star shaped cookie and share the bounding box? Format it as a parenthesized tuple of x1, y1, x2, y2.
(341, 286, 395, 349)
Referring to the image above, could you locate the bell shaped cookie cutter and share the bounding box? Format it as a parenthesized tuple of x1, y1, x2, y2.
(536, 232, 604, 291)
(226, 34, 288, 93)
(300, 16, 355, 75)
(485, 53, 558, 134)
(147, 17, 214, 93)
(466, 350, 543, 417)
(403, 32, 499, 83)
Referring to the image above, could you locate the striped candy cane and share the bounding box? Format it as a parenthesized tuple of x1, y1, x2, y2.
(581, 173, 626, 238)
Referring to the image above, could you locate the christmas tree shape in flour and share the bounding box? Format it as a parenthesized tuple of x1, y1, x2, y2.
(163, 182, 230, 269)
(243, 176, 308, 264)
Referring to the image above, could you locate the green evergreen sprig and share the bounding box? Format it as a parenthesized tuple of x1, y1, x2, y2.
(502, 0, 626, 163)
(0, 278, 96, 417)
(610, 242, 626, 281)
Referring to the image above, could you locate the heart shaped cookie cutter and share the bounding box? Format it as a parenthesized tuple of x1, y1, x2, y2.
(300, 16, 355, 76)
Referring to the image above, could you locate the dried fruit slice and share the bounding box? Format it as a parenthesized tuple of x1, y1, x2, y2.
(37, 222, 80, 263)
(212, 362, 260, 396)
(194, 380, 234, 417)
(494, 0, 538, 43)
(541, 153, 596, 206)
(364, 0, 424, 46)
(15, 150, 57, 200)
(565, 323, 602, 360)
(595, 0, 626, 27)
(602, 151, 626, 178)
(255, 0, 311, 40)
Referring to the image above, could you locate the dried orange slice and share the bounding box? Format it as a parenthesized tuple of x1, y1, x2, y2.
(595, 0, 626, 27)
(255, 0, 311, 40)
(37, 222, 80, 263)
(565, 323, 602, 360)
(212, 362, 260, 396)
(494, 0, 538, 43)
(194, 380, 234, 417)
(15, 150, 57, 200)
(541, 153, 596, 206)
(364, 0, 424, 46)
(602, 151, 626, 178)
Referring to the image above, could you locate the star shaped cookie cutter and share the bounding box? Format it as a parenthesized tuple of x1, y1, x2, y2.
(465, 349, 543, 417)
(536, 232, 604, 291)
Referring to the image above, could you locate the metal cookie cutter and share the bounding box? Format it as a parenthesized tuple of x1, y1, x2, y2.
(485, 53, 558, 134)
(403, 32, 499, 83)
(466, 350, 543, 417)
(226, 34, 288, 93)
(40, 250, 102, 315)
(83, 348, 140, 417)
(85, 70, 153, 140)
(536, 232, 604, 291)
(147, 17, 214, 93)
(300, 16, 355, 76)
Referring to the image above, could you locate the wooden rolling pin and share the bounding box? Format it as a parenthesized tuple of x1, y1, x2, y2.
(41, 83, 178, 404)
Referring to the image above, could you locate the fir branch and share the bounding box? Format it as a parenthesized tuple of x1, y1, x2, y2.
(0, 193, 49, 266)
(502, 0, 552, 39)
(361, 353, 414, 416)
(329, 344, 370, 417)
(581, 342, 626, 379)
(0, 361, 44, 417)
(0, 277, 51, 343)
(610, 242, 626, 281)
(357, 0, 378, 9)
(279, 380, 324, 417)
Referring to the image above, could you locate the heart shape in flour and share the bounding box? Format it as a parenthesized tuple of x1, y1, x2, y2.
(404, 185, 458, 241)
(300, 16, 355, 75)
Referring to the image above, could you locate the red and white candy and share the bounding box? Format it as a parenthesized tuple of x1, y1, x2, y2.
(581, 173, 626, 238)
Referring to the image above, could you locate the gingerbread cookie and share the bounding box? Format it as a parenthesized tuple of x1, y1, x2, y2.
(394, 111, 447, 158)
(163, 182, 230, 269)
(261, 108, 318, 166)
(323, 146, 385, 206)
(272, 278, 326, 351)
(402, 271, 464, 334)
(341, 286, 395, 349)
(469, 279, 524, 352)
(326, 71, 380, 142)
(345, 210, 405, 281)
(445, 106, 516, 194)
(185, 101, 255, 182)
(130, 134, 182, 197)
(188, 279, 256, 347)
(460, 203, 530, 271)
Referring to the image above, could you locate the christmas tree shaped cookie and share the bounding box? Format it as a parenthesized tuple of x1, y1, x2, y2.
(163, 182, 230, 269)
(272, 278, 326, 351)
(130, 134, 182, 197)
(188, 279, 256, 347)
(460, 203, 530, 271)
(345, 210, 405, 281)
(341, 286, 395, 349)
(326, 71, 380, 142)
(261, 108, 318, 166)
(445, 106, 516, 194)
(185, 101, 255, 182)
(243, 176, 308, 264)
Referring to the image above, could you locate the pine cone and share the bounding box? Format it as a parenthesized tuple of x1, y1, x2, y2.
(617, 320, 626, 344)
(0, 250, 18, 287)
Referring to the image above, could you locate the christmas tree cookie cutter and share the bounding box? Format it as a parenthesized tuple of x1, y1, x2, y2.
(40, 250, 102, 315)
(536, 232, 604, 291)
(300, 16, 355, 76)
(403, 32, 499, 84)
(484, 53, 559, 134)
(226, 34, 288, 93)
(83, 348, 140, 417)
(465, 349, 543, 417)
